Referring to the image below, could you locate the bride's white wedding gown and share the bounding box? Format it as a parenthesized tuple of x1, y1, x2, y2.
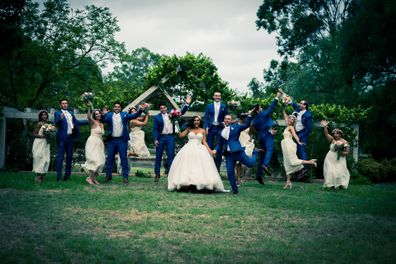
(168, 132, 228, 192)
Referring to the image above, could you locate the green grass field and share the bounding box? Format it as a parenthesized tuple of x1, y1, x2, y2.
(0, 172, 395, 263)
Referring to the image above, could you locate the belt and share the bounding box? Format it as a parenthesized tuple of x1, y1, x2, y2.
(111, 136, 122, 139)
(161, 133, 173, 135)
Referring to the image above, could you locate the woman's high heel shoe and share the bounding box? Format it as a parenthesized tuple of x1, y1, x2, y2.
(283, 182, 292, 189)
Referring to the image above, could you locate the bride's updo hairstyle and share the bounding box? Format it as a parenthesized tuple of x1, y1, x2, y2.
(188, 115, 203, 129)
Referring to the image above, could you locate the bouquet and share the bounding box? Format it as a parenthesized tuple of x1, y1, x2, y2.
(278, 88, 292, 104)
(227, 100, 240, 108)
(81, 92, 94, 109)
(334, 143, 346, 160)
(42, 123, 56, 137)
(169, 109, 182, 133)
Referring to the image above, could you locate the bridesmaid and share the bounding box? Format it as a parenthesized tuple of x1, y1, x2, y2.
(321, 120, 350, 189)
(32, 110, 51, 183)
(127, 106, 150, 157)
(81, 101, 105, 185)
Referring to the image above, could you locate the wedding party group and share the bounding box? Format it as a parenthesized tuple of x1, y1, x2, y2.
(31, 91, 350, 194)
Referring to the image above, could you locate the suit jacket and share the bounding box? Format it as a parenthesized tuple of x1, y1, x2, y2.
(215, 116, 251, 154)
(291, 102, 313, 139)
(54, 109, 87, 141)
(153, 104, 189, 141)
(252, 98, 278, 137)
(204, 102, 228, 129)
(101, 109, 143, 141)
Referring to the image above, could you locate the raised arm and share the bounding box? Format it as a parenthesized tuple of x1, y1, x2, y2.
(178, 127, 190, 138)
(320, 120, 334, 143)
(86, 102, 95, 125)
(289, 125, 302, 145)
(282, 105, 289, 122)
(130, 113, 149, 126)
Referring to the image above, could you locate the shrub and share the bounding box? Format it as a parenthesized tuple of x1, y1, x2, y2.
(356, 158, 396, 183)
(350, 169, 371, 185)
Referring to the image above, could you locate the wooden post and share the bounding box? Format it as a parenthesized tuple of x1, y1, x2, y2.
(0, 116, 6, 169)
(352, 123, 359, 162)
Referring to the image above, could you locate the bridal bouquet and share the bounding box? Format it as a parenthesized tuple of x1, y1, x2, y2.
(334, 143, 346, 160)
(278, 88, 292, 104)
(170, 109, 182, 133)
(42, 123, 56, 137)
(81, 92, 94, 109)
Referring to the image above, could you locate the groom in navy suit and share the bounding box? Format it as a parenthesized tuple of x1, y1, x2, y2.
(214, 111, 257, 194)
(291, 99, 313, 179)
(101, 102, 148, 184)
(153, 96, 191, 182)
(54, 99, 89, 182)
(205, 91, 228, 171)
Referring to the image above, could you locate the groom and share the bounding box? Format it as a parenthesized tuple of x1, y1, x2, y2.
(214, 111, 257, 194)
(291, 99, 313, 180)
(101, 102, 148, 184)
(153, 96, 191, 182)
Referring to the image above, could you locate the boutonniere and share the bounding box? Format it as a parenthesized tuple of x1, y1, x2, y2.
(231, 127, 234, 130)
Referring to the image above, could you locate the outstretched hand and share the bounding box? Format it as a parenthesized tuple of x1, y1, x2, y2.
(102, 107, 109, 115)
(185, 95, 192, 105)
(320, 120, 329, 127)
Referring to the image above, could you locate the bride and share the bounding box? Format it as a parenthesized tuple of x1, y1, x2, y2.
(167, 116, 229, 192)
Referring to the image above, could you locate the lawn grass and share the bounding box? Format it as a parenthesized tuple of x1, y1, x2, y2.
(0, 172, 395, 263)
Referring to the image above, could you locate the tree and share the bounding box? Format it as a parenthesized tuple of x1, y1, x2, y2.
(145, 53, 235, 111)
(256, 0, 354, 57)
(0, 0, 124, 109)
(102, 47, 162, 107)
(247, 77, 265, 97)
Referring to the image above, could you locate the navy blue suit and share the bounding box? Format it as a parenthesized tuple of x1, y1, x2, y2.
(291, 102, 313, 166)
(215, 116, 257, 193)
(54, 109, 88, 181)
(101, 109, 143, 179)
(153, 105, 189, 175)
(205, 102, 228, 170)
(252, 98, 278, 178)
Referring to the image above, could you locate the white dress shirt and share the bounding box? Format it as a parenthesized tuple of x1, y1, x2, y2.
(221, 125, 231, 151)
(61, 109, 74, 135)
(213, 101, 220, 125)
(112, 113, 123, 137)
(295, 110, 306, 132)
(161, 113, 173, 134)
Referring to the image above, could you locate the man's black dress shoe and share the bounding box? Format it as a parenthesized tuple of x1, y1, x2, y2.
(296, 168, 308, 181)
(104, 176, 112, 183)
(154, 174, 160, 182)
(123, 178, 129, 185)
(255, 176, 264, 185)
(262, 165, 271, 176)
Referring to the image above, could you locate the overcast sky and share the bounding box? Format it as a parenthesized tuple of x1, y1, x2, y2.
(67, 0, 280, 93)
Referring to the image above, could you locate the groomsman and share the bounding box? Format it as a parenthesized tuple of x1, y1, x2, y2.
(252, 92, 282, 184)
(214, 111, 257, 194)
(54, 99, 88, 182)
(205, 92, 228, 171)
(101, 102, 148, 184)
(291, 99, 313, 179)
(153, 96, 191, 182)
